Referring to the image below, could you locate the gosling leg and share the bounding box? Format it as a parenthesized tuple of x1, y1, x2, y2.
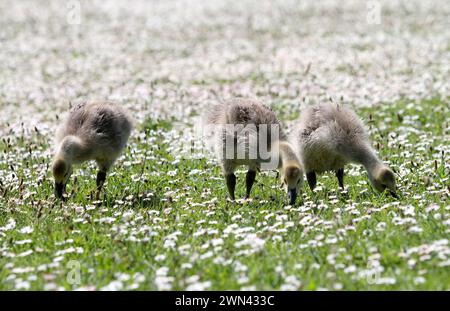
(306, 171, 316, 191)
(245, 170, 257, 199)
(336, 168, 344, 189)
(225, 173, 236, 201)
(96, 170, 107, 191)
(96, 170, 107, 200)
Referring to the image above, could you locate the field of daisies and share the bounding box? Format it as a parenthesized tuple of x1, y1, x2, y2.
(0, 0, 449, 290)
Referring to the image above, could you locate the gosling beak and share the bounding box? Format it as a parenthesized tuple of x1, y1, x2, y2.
(389, 190, 399, 199)
(287, 188, 297, 205)
(54, 182, 65, 199)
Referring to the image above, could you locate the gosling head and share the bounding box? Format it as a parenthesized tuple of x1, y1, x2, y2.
(52, 157, 72, 199)
(281, 163, 303, 205)
(369, 165, 398, 198)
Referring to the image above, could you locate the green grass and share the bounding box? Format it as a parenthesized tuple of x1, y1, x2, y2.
(0, 98, 449, 290)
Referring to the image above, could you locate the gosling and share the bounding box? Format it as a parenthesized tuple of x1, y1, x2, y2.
(207, 98, 303, 204)
(52, 101, 133, 199)
(291, 103, 398, 198)
(275, 141, 304, 204)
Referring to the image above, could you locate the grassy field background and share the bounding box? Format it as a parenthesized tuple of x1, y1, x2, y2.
(0, 1, 449, 290)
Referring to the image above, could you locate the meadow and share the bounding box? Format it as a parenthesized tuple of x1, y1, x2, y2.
(0, 1, 449, 290)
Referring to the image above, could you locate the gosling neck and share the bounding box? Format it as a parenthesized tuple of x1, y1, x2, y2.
(277, 141, 301, 169)
(56, 135, 88, 163)
(356, 142, 383, 175)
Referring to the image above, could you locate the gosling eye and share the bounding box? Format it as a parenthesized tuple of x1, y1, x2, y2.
(297, 179, 301, 185)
